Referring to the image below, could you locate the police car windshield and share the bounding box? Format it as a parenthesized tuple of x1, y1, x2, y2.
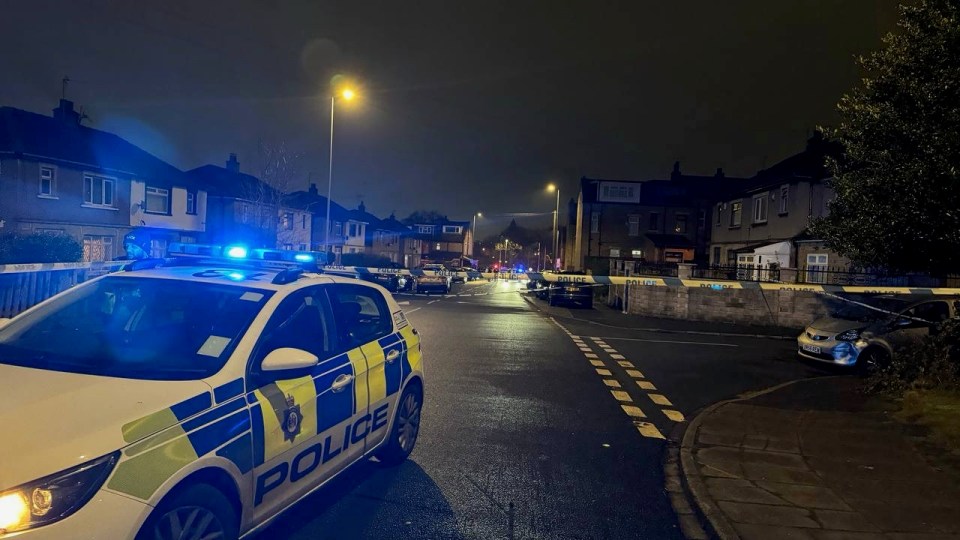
(0, 277, 272, 380)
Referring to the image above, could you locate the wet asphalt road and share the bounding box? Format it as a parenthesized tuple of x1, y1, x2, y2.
(256, 279, 819, 540)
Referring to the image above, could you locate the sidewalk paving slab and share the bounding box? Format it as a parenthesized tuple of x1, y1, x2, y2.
(680, 377, 960, 540)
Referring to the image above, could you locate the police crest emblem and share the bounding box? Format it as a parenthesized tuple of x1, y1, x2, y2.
(281, 393, 303, 442)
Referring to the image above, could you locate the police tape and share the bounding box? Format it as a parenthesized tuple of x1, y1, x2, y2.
(320, 265, 960, 297)
(0, 261, 126, 274)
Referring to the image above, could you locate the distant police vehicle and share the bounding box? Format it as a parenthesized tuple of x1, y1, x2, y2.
(0, 244, 424, 540)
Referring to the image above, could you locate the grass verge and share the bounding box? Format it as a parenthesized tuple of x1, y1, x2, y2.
(896, 389, 960, 455)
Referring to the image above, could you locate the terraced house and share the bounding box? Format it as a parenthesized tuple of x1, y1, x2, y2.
(0, 100, 207, 261)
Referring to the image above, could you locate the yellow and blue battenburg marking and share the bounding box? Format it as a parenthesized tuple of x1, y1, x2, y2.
(108, 327, 422, 503)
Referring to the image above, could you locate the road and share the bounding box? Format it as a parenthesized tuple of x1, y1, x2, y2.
(255, 279, 819, 539)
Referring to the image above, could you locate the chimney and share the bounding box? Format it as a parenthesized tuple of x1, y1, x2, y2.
(358, 201, 366, 213)
(52, 99, 81, 125)
(226, 153, 240, 173)
(715, 167, 725, 178)
(671, 161, 681, 180)
(308, 183, 318, 196)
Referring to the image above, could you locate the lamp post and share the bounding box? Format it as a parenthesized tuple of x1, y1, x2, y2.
(473, 212, 482, 258)
(547, 183, 560, 270)
(323, 87, 356, 256)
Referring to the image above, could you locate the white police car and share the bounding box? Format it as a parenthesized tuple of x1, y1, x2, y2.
(0, 245, 424, 539)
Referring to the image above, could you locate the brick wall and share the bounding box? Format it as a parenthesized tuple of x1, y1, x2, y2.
(622, 284, 894, 329)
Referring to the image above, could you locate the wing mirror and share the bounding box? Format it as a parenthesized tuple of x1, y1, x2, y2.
(261, 347, 319, 372)
(893, 317, 914, 328)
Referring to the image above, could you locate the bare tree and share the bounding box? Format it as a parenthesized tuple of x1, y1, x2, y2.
(237, 139, 304, 248)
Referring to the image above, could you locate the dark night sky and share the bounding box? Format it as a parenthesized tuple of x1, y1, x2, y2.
(1, 1, 900, 234)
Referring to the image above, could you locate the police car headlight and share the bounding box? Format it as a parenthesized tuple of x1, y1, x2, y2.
(0, 452, 118, 534)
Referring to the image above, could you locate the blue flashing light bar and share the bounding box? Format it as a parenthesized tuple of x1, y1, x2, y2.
(225, 245, 249, 259)
(294, 253, 315, 263)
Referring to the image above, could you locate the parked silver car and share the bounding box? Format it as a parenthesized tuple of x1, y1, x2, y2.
(797, 296, 960, 373)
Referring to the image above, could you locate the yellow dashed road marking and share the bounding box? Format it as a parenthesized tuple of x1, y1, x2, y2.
(603, 348, 617, 354)
(626, 369, 644, 378)
(636, 422, 665, 439)
(610, 354, 626, 360)
(663, 410, 686, 422)
(590, 337, 604, 342)
(637, 380, 657, 391)
(589, 359, 605, 367)
(649, 394, 673, 406)
(603, 379, 622, 388)
(579, 347, 592, 352)
(618, 361, 635, 368)
(621, 405, 646, 418)
(584, 353, 599, 359)
(596, 369, 613, 376)
(611, 390, 632, 402)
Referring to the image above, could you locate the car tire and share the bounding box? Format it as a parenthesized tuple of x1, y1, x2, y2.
(857, 348, 890, 377)
(136, 484, 239, 540)
(377, 384, 423, 466)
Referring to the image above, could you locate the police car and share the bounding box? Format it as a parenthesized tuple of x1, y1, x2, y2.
(0, 244, 424, 539)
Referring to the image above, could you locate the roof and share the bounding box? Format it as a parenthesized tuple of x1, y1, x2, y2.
(347, 207, 380, 225)
(378, 216, 414, 233)
(186, 164, 279, 201)
(728, 133, 843, 198)
(645, 233, 696, 248)
(0, 103, 189, 185)
(580, 175, 753, 207)
(283, 189, 349, 220)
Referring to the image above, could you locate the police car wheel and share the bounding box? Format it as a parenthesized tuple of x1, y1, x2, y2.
(137, 484, 238, 540)
(377, 386, 422, 465)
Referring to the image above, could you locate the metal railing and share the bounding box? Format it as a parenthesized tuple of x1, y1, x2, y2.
(692, 264, 780, 282)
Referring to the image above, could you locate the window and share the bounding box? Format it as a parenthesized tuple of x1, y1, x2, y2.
(598, 182, 640, 203)
(333, 221, 343, 237)
(0, 277, 271, 381)
(609, 248, 621, 257)
(627, 214, 640, 236)
(348, 223, 358, 237)
(674, 214, 688, 234)
(631, 249, 644, 258)
(282, 212, 294, 230)
(442, 225, 463, 234)
(907, 302, 951, 324)
(302, 215, 307, 229)
(329, 284, 392, 348)
(185, 191, 197, 215)
(779, 185, 789, 214)
(727, 250, 737, 265)
(298, 243, 307, 251)
(806, 253, 829, 284)
(145, 186, 169, 214)
(83, 175, 114, 207)
(729, 200, 742, 227)
(239, 204, 249, 223)
(149, 239, 167, 259)
(590, 212, 600, 234)
(283, 243, 293, 250)
(435, 243, 441, 250)
(417, 225, 434, 234)
(648, 212, 660, 231)
(255, 287, 332, 362)
(753, 193, 768, 223)
(712, 246, 721, 265)
(82, 235, 114, 262)
(39, 165, 56, 197)
(698, 209, 706, 230)
(716, 203, 723, 226)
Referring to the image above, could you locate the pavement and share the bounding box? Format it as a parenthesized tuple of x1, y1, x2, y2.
(681, 376, 960, 540)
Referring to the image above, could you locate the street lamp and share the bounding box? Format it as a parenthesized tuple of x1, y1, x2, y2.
(547, 183, 560, 270)
(323, 86, 357, 257)
(473, 212, 482, 257)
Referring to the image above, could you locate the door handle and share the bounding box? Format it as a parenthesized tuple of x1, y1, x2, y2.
(386, 349, 400, 363)
(331, 373, 354, 392)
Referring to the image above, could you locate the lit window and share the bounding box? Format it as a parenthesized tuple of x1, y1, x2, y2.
(186, 191, 197, 215)
(282, 212, 294, 230)
(83, 175, 115, 207)
(145, 186, 169, 214)
(39, 165, 56, 196)
(806, 253, 829, 284)
(442, 225, 463, 234)
(82, 235, 114, 262)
